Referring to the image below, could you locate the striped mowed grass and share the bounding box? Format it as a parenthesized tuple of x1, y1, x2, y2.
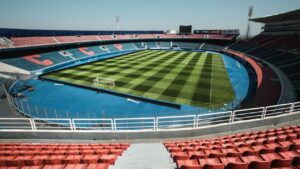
(43, 50, 235, 108)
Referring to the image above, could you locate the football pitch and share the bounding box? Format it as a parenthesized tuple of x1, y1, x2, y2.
(42, 50, 235, 108)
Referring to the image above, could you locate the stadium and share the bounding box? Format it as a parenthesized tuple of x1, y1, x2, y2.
(0, 0, 299, 169)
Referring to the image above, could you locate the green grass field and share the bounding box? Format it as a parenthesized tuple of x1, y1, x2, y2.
(43, 50, 235, 108)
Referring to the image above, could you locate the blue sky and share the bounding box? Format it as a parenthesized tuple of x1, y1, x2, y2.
(0, 0, 299, 35)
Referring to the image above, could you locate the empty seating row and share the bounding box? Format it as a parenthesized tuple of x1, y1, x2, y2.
(2, 34, 237, 49)
(54, 36, 99, 43)
(10, 37, 58, 47)
(0, 148, 126, 156)
(0, 143, 129, 148)
(0, 154, 118, 166)
(0, 142, 130, 169)
(163, 125, 300, 169)
(0, 163, 109, 169)
(164, 125, 300, 146)
(176, 153, 300, 169)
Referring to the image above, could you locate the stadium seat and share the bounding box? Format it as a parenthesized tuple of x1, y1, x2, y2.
(173, 153, 190, 161)
(9, 156, 33, 166)
(63, 155, 82, 164)
(205, 149, 226, 158)
(64, 164, 88, 169)
(261, 153, 293, 167)
(81, 150, 94, 155)
(94, 149, 109, 155)
(252, 144, 272, 154)
(19, 166, 43, 169)
(176, 159, 201, 169)
(67, 150, 80, 155)
(221, 148, 242, 157)
(81, 155, 99, 163)
(99, 155, 117, 165)
(198, 158, 225, 169)
(219, 157, 248, 169)
(109, 149, 123, 156)
(188, 151, 208, 159)
(86, 163, 109, 169)
(26, 155, 50, 165)
(0, 156, 16, 166)
(248, 160, 272, 169)
(44, 155, 65, 165)
(0, 167, 21, 169)
(42, 165, 66, 169)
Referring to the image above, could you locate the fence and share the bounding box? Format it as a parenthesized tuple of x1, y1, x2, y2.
(0, 101, 299, 132)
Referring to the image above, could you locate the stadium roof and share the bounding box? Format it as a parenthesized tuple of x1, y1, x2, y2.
(250, 9, 300, 23)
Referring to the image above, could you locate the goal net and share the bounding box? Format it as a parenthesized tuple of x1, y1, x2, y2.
(93, 76, 115, 88)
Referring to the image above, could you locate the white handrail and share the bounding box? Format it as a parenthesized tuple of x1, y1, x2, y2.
(0, 100, 299, 132)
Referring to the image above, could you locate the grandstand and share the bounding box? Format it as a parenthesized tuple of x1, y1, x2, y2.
(229, 9, 300, 100)
(164, 125, 300, 169)
(0, 4, 300, 169)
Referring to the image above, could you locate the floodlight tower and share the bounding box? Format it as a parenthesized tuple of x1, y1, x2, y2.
(245, 5, 253, 39)
(116, 15, 120, 30)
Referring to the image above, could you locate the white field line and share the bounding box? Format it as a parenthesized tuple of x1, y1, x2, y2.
(209, 54, 214, 104)
(158, 52, 195, 97)
(158, 75, 177, 96)
(199, 42, 205, 49)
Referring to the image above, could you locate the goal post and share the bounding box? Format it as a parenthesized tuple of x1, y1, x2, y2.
(93, 76, 115, 88)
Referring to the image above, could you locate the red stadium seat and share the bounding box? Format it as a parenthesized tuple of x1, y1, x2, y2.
(176, 159, 201, 169)
(94, 150, 109, 155)
(291, 139, 300, 150)
(67, 150, 80, 155)
(277, 135, 288, 142)
(168, 147, 182, 153)
(198, 158, 225, 169)
(287, 133, 298, 140)
(237, 147, 259, 156)
(36, 150, 53, 156)
(221, 148, 242, 157)
(81, 150, 94, 155)
(81, 155, 99, 163)
(41, 164, 65, 169)
(63, 155, 82, 164)
(278, 141, 294, 151)
(241, 155, 267, 164)
(26, 155, 50, 166)
(51, 150, 66, 155)
(188, 151, 208, 159)
(252, 144, 273, 154)
(261, 153, 292, 167)
(0, 156, 16, 166)
(109, 149, 123, 156)
(64, 164, 87, 169)
(9, 156, 33, 166)
(248, 161, 271, 169)
(205, 149, 226, 158)
(19, 166, 43, 169)
(99, 155, 117, 165)
(44, 155, 65, 165)
(86, 163, 109, 169)
(219, 157, 248, 169)
(172, 152, 190, 161)
(265, 143, 283, 152)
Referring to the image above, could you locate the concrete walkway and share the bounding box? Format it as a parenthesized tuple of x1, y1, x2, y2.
(112, 143, 176, 169)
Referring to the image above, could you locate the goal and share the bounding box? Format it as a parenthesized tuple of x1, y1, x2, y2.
(93, 76, 115, 87)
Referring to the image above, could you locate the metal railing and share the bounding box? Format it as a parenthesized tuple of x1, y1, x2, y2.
(0, 101, 299, 132)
